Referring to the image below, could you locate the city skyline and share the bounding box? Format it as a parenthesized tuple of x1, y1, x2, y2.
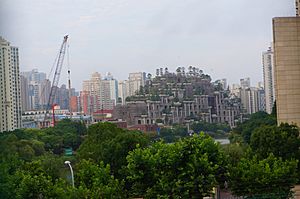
(0, 0, 295, 90)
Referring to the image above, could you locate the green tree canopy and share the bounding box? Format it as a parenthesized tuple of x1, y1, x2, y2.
(77, 122, 149, 175)
(232, 111, 276, 143)
(72, 159, 124, 198)
(191, 121, 231, 133)
(222, 143, 246, 167)
(126, 133, 228, 198)
(250, 123, 300, 160)
(8, 160, 66, 199)
(229, 154, 298, 198)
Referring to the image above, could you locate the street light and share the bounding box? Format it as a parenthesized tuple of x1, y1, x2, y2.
(64, 160, 74, 188)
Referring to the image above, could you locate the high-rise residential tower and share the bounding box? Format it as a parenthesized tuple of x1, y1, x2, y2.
(128, 72, 146, 96)
(262, 45, 275, 114)
(20, 75, 29, 112)
(240, 77, 250, 89)
(118, 80, 128, 105)
(21, 69, 49, 110)
(239, 87, 260, 115)
(273, 17, 300, 126)
(82, 72, 101, 112)
(0, 37, 22, 132)
(97, 72, 118, 110)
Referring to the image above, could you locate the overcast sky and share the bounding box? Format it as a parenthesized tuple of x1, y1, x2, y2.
(0, 0, 295, 90)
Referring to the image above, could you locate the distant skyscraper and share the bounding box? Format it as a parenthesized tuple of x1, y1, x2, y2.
(230, 84, 241, 97)
(100, 72, 118, 110)
(100, 80, 115, 110)
(70, 96, 79, 113)
(118, 80, 128, 105)
(262, 45, 275, 114)
(20, 75, 29, 112)
(82, 72, 101, 112)
(54, 84, 69, 109)
(240, 78, 250, 89)
(80, 91, 92, 115)
(273, 17, 300, 126)
(220, 78, 227, 90)
(103, 72, 118, 105)
(257, 82, 264, 89)
(21, 69, 49, 110)
(40, 79, 51, 109)
(28, 82, 40, 110)
(128, 72, 146, 96)
(21, 69, 46, 84)
(239, 87, 262, 115)
(0, 37, 22, 132)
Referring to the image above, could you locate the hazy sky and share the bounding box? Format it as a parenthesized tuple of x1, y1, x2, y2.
(0, 0, 295, 90)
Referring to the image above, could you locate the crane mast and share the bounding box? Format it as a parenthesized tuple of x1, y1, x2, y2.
(44, 35, 68, 125)
(68, 69, 72, 118)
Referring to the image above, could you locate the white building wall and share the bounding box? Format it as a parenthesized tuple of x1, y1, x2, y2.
(0, 37, 22, 132)
(128, 72, 146, 96)
(118, 80, 128, 104)
(262, 46, 275, 114)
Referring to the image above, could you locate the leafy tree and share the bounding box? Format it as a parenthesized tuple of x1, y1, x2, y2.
(229, 154, 298, 198)
(9, 160, 67, 199)
(158, 128, 181, 143)
(37, 153, 67, 180)
(0, 154, 23, 199)
(46, 119, 86, 151)
(250, 123, 300, 160)
(30, 139, 46, 156)
(77, 122, 149, 175)
(191, 121, 231, 133)
(126, 133, 228, 198)
(0, 130, 46, 161)
(222, 143, 246, 167)
(154, 125, 188, 143)
(14, 128, 39, 140)
(228, 132, 244, 144)
(39, 132, 64, 154)
(55, 119, 87, 136)
(232, 111, 276, 143)
(73, 160, 124, 198)
(12, 171, 66, 199)
(18, 144, 35, 161)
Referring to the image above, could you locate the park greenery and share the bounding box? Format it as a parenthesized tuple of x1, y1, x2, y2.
(1, 111, 300, 198)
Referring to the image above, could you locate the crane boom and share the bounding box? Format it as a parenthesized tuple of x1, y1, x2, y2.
(44, 35, 68, 124)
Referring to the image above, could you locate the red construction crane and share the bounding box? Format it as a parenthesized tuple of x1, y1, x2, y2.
(43, 35, 69, 126)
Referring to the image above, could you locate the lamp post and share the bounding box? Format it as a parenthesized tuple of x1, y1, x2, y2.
(64, 160, 74, 188)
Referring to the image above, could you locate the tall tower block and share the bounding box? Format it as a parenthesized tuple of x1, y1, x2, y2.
(273, 17, 300, 126)
(0, 37, 22, 132)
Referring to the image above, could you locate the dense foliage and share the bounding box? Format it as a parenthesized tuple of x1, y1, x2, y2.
(226, 111, 300, 198)
(126, 133, 228, 198)
(1, 113, 300, 198)
(150, 125, 188, 143)
(250, 123, 300, 160)
(230, 111, 276, 143)
(77, 122, 150, 175)
(191, 121, 231, 133)
(191, 121, 230, 139)
(229, 154, 298, 198)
